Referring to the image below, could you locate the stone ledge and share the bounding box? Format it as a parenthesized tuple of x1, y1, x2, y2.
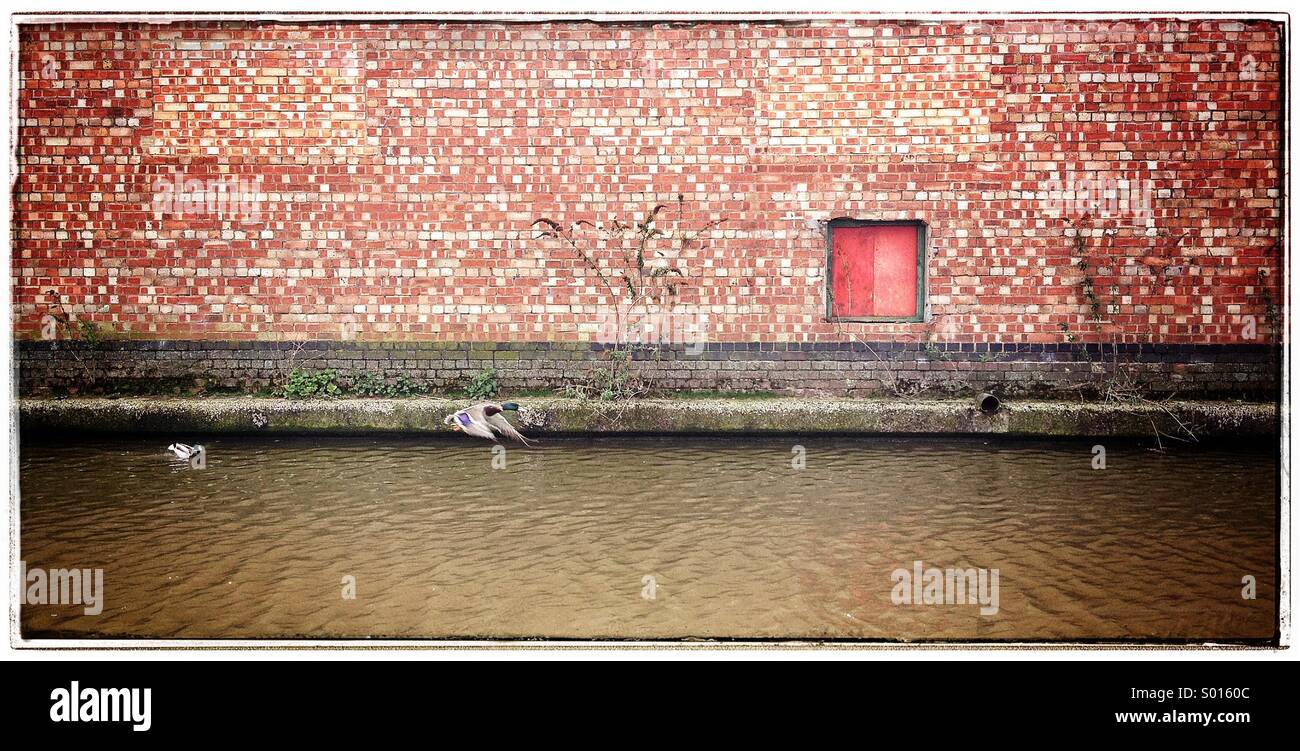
(17, 397, 1280, 438)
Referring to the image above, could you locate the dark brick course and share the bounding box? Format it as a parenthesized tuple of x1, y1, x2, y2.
(14, 340, 1281, 399)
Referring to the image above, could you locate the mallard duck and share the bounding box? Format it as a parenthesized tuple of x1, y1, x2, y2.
(167, 443, 203, 460)
(443, 402, 535, 446)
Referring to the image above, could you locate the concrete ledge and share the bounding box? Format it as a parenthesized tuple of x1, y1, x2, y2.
(17, 397, 1280, 438)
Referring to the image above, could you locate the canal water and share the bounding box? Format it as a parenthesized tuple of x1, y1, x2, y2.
(19, 435, 1277, 641)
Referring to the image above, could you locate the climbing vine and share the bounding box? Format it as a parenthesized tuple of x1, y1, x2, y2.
(531, 196, 723, 400)
(1069, 216, 1105, 322)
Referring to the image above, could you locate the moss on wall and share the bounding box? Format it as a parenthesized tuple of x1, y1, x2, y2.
(18, 397, 1278, 439)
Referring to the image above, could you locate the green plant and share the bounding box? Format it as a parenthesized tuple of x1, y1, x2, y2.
(278, 369, 343, 399)
(532, 197, 722, 402)
(532, 197, 718, 318)
(1068, 215, 1111, 323)
(924, 342, 954, 362)
(398, 376, 420, 397)
(592, 350, 633, 401)
(77, 319, 107, 345)
(1256, 267, 1280, 342)
(563, 349, 651, 401)
(350, 371, 426, 398)
(464, 366, 498, 400)
(1073, 244, 1102, 322)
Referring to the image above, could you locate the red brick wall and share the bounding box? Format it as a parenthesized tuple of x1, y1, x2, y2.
(15, 19, 1283, 344)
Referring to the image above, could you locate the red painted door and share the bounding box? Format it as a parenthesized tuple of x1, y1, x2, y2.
(831, 224, 919, 318)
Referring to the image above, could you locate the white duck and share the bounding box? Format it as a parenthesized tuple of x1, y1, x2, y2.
(443, 402, 535, 446)
(167, 443, 203, 460)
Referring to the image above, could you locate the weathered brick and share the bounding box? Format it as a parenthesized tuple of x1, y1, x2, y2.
(10, 19, 1283, 399)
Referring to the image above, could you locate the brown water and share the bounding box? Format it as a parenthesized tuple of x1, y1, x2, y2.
(19, 435, 1278, 641)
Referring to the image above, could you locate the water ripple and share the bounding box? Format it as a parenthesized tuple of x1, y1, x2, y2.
(19, 435, 1277, 640)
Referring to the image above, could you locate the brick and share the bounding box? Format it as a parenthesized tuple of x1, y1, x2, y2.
(11, 19, 1283, 358)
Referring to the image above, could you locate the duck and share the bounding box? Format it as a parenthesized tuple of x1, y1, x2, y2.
(167, 443, 203, 460)
(443, 402, 536, 446)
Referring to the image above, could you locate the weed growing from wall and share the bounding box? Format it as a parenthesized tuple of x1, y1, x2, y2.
(532, 196, 723, 401)
(464, 367, 499, 400)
